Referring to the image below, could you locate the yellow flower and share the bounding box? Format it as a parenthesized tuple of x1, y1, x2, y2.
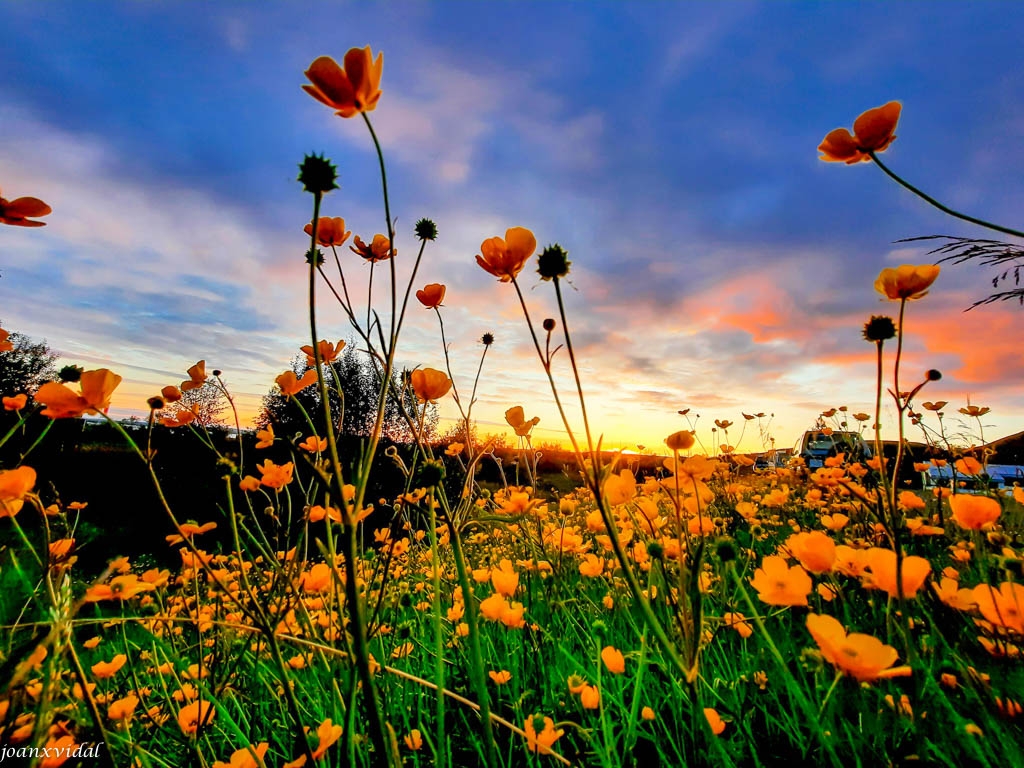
(750, 555, 812, 606)
(874, 264, 940, 301)
(523, 714, 564, 755)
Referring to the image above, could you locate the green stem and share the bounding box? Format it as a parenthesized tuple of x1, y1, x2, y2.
(868, 151, 1024, 240)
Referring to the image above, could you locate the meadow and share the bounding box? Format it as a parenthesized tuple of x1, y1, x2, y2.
(2, 45, 1024, 768)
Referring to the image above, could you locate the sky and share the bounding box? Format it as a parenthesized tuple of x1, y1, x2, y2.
(1, 1, 1023, 454)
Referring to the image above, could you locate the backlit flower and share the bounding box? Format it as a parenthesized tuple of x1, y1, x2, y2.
(300, 339, 345, 366)
(35, 369, 122, 419)
(0, 186, 52, 227)
(180, 361, 207, 392)
(410, 368, 452, 403)
(818, 101, 901, 164)
(350, 234, 394, 262)
(806, 613, 912, 681)
(874, 264, 940, 301)
(304, 47, 384, 118)
(505, 405, 540, 437)
(415, 283, 446, 309)
(476, 227, 537, 282)
(255, 425, 275, 449)
(784, 531, 836, 574)
(949, 494, 1001, 530)
(304, 217, 351, 247)
(0, 465, 35, 518)
(959, 404, 990, 417)
(0, 328, 12, 351)
(750, 555, 812, 606)
(276, 369, 318, 397)
(299, 435, 328, 453)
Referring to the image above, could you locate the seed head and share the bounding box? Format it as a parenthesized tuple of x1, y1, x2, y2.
(480, 332, 495, 347)
(537, 243, 571, 281)
(59, 365, 84, 383)
(863, 315, 897, 342)
(414, 218, 438, 241)
(543, 318, 556, 332)
(297, 153, 338, 194)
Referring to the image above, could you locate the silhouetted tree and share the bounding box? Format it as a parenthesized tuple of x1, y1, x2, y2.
(159, 381, 228, 427)
(256, 343, 436, 443)
(0, 323, 58, 398)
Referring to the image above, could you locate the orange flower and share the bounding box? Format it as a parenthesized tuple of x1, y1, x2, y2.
(403, 729, 423, 751)
(505, 405, 540, 437)
(954, 456, 983, 475)
(476, 227, 537, 282)
(704, 707, 726, 736)
(0, 186, 52, 227)
(239, 475, 261, 492)
(818, 101, 901, 164)
(311, 718, 343, 760)
(0, 328, 13, 351)
(177, 699, 215, 737)
(303, 47, 384, 118)
(489, 669, 512, 685)
(874, 264, 940, 301)
(806, 613, 912, 681)
(276, 369, 318, 397)
(299, 435, 328, 453)
(255, 424, 275, 449)
(0, 465, 36, 518)
(601, 645, 626, 674)
(91, 654, 127, 679)
(300, 339, 345, 366)
(523, 714, 564, 755)
(580, 684, 601, 709)
(491, 559, 519, 597)
(161, 385, 182, 403)
(181, 361, 207, 392)
(949, 494, 1001, 530)
(304, 216, 351, 247)
(665, 430, 696, 451)
(415, 283, 446, 309)
(972, 581, 1024, 634)
(350, 234, 394, 262)
(3, 393, 27, 411)
(959, 404, 990, 417)
(36, 369, 122, 418)
(410, 368, 452, 403)
(160, 408, 197, 428)
(784, 531, 836, 574)
(257, 459, 294, 490)
(750, 555, 812, 606)
(107, 694, 139, 722)
(212, 743, 269, 768)
(862, 548, 931, 599)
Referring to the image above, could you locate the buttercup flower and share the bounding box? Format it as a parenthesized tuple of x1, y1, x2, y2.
(524, 714, 564, 755)
(818, 101, 902, 164)
(36, 369, 122, 419)
(505, 405, 540, 437)
(300, 339, 345, 366)
(862, 548, 931, 599)
(303, 46, 384, 118)
(0, 186, 52, 226)
(949, 494, 1001, 530)
(276, 369, 318, 397)
(410, 368, 452, 403)
(350, 234, 394, 262)
(806, 613, 912, 681)
(181, 361, 207, 392)
(304, 217, 351, 247)
(750, 555, 812, 606)
(972, 581, 1024, 635)
(0, 328, 14, 352)
(874, 264, 941, 301)
(0, 465, 36, 518)
(415, 283, 446, 309)
(177, 700, 215, 737)
(476, 227, 537, 282)
(601, 645, 626, 674)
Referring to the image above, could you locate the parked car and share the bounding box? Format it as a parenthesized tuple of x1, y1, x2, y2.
(797, 430, 871, 469)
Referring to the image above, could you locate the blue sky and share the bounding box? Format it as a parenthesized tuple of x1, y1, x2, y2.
(2, 2, 1022, 451)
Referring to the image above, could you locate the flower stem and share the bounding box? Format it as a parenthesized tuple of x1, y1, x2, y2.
(868, 151, 1024, 240)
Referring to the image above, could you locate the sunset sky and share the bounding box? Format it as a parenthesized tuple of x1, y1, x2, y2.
(2, 2, 1022, 453)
